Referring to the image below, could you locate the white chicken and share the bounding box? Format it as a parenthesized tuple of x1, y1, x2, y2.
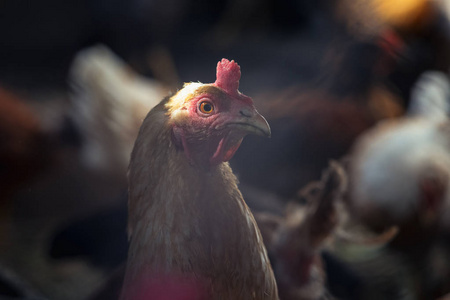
(69, 45, 168, 174)
(349, 70, 450, 231)
(341, 71, 450, 299)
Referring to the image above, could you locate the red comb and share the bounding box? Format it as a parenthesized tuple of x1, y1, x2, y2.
(214, 59, 241, 95)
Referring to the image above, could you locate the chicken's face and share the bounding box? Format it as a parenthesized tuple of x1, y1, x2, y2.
(166, 59, 270, 168)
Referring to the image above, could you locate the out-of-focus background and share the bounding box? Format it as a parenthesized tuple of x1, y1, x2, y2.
(1, 0, 450, 299)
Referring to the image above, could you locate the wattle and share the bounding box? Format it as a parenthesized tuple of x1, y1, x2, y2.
(210, 134, 243, 165)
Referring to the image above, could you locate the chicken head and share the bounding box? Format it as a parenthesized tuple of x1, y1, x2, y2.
(167, 59, 271, 167)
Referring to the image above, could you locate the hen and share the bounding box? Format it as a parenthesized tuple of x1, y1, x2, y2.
(69, 45, 167, 175)
(121, 59, 278, 300)
(332, 71, 450, 299)
(349, 71, 450, 233)
(268, 161, 345, 300)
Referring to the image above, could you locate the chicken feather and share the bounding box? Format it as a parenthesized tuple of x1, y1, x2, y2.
(121, 59, 278, 300)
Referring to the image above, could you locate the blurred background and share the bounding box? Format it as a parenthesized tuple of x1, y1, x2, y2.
(1, 0, 450, 299)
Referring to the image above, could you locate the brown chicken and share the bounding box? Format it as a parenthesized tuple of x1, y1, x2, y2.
(255, 161, 345, 300)
(0, 87, 53, 245)
(120, 59, 278, 300)
(0, 87, 50, 201)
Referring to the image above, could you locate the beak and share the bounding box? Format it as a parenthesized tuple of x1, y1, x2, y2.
(229, 108, 271, 138)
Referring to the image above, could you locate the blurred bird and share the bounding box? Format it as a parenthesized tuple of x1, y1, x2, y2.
(407, 71, 450, 120)
(69, 45, 167, 175)
(270, 161, 345, 300)
(0, 87, 52, 202)
(0, 87, 64, 299)
(0, 45, 170, 300)
(349, 70, 450, 233)
(251, 161, 346, 300)
(121, 59, 278, 299)
(336, 70, 450, 299)
(45, 45, 169, 273)
(0, 87, 54, 246)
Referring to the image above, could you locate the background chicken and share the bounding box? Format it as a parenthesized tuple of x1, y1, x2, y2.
(48, 45, 168, 271)
(69, 44, 168, 174)
(330, 70, 450, 299)
(0, 87, 55, 300)
(266, 161, 346, 300)
(0, 45, 168, 300)
(0, 88, 53, 204)
(349, 70, 450, 233)
(121, 59, 277, 300)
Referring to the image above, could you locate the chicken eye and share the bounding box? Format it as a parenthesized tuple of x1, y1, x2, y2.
(199, 101, 214, 114)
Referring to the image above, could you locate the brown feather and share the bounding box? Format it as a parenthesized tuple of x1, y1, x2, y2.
(121, 97, 278, 299)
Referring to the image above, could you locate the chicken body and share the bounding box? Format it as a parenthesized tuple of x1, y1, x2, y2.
(349, 71, 450, 231)
(336, 71, 450, 299)
(121, 59, 278, 300)
(269, 162, 345, 300)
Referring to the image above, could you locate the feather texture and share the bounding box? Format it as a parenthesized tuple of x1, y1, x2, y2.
(121, 61, 278, 299)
